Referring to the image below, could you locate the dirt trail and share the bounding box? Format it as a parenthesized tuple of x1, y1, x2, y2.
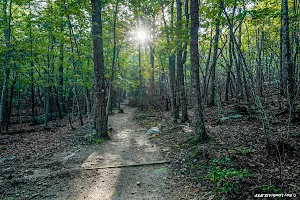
(64, 105, 171, 200)
(2, 105, 172, 200)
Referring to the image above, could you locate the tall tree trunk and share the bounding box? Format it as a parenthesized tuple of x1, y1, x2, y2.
(292, 0, 299, 79)
(58, 4, 66, 118)
(91, 0, 108, 138)
(29, 0, 36, 125)
(256, 27, 265, 97)
(221, 1, 272, 145)
(161, 0, 178, 121)
(176, 0, 188, 122)
(203, 29, 213, 103)
(0, 0, 12, 133)
(138, 42, 143, 108)
(209, 16, 220, 106)
(5, 73, 16, 132)
(221, 1, 252, 116)
(150, 15, 155, 108)
(228, 32, 234, 103)
(282, 0, 296, 119)
(235, 24, 243, 99)
(279, 9, 285, 96)
(108, 0, 118, 114)
(64, 0, 83, 126)
(190, 0, 207, 141)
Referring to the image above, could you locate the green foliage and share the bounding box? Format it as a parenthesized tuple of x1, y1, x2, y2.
(0, 146, 7, 151)
(91, 138, 106, 144)
(0, 197, 16, 200)
(240, 148, 251, 156)
(212, 156, 233, 167)
(208, 157, 250, 195)
(259, 184, 282, 194)
(258, 185, 283, 200)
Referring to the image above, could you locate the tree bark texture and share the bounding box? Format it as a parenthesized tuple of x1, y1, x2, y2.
(190, 0, 207, 141)
(91, 0, 108, 138)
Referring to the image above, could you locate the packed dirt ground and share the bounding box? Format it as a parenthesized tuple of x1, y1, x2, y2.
(1, 95, 300, 199)
(1, 105, 172, 200)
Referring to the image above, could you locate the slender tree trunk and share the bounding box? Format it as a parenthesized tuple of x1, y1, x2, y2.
(138, 42, 143, 108)
(149, 14, 156, 108)
(279, 11, 285, 96)
(58, 9, 65, 118)
(292, 0, 299, 79)
(235, 25, 243, 99)
(0, 0, 12, 133)
(5, 73, 16, 132)
(64, 1, 83, 126)
(176, 0, 188, 122)
(190, 0, 207, 141)
(256, 27, 265, 97)
(282, 0, 296, 119)
(228, 32, 234, 103)
(209, 16, 220, 106)
(108, 0, 118, 114)
(91, 0, 108, 138)
(204, 29, 213, 103)
(161, 0, 178, 121)
(221, 1, 252, 116)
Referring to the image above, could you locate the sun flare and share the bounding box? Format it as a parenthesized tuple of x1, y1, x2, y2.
(136, 29, 147, 41)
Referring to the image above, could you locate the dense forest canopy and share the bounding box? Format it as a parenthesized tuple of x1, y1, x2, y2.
(0, 0, 299, 139)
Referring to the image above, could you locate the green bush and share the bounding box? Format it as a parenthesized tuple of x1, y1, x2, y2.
(208, 157, 250, 195)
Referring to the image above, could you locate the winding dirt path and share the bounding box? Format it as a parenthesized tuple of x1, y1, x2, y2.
(4, 105, 172, 200)
(63, 105, 171, 200)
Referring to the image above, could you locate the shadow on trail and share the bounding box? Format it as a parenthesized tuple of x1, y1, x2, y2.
(62, 105, 170, 200)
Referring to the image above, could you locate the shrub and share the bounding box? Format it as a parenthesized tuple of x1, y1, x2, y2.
(208, 157, 250, 195)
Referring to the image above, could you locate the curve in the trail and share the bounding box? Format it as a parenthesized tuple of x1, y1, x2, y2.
(66, 105, 171, 200)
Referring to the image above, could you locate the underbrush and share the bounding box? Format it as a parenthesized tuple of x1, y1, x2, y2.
(208, 157, 250, 197)
(131, 101, 300, 199)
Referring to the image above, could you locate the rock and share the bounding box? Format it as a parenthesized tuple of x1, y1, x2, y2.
(147, 127, 160, 135)
(220, 114, 243, 122)
(229, 114, 243, 119)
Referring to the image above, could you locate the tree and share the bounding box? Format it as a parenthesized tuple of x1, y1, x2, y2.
(208, 9, 220, 106)
(281, 0, 296, 120)
(190, 0, 207, 141)
(91, 0, 108, 138)
(176, 0, 188, 122)
(0, 0, 12, 133)
(161, 0, 178, 121)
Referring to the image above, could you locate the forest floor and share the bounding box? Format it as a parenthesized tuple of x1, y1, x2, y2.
(0, 104, 173, 200)
(1, 97, 300, 200)
(132, 96, 300, 199)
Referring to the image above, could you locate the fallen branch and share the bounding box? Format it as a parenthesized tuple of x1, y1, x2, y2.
(84, 160, 170, 170)
(11, 160, 170, 183)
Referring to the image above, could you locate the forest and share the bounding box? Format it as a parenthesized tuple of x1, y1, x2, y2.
(0, 0, 299, 199)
